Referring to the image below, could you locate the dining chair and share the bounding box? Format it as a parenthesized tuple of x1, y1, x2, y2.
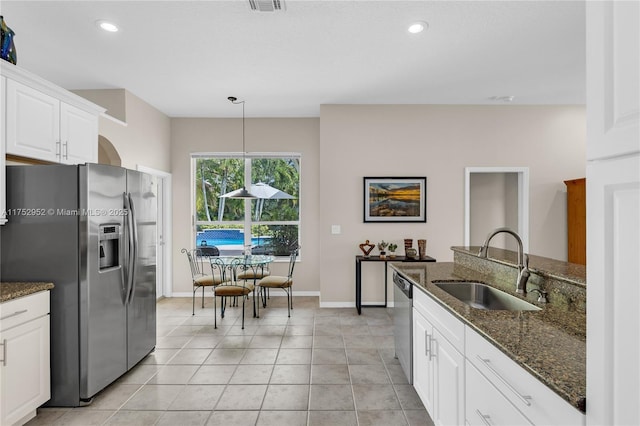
(256, 247, 299, 317)
(182, 248, 228, 315)
(210, 257, 255, 329)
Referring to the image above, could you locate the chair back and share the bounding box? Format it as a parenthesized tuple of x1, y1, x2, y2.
(182, 248, 208, 281)
(199, 245, 220, 257)
(210, 257, 244, 284)
(287, 247, 299, 279)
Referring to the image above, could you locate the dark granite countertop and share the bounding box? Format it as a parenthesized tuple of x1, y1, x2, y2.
(0, 282, 55, 303)
(391, 262, 586, 413)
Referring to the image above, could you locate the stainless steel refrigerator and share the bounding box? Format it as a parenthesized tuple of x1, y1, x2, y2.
(0, 163, 157, 406)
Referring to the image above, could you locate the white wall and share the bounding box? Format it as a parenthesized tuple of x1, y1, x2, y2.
(91, 90, 171, 173)
(170, 118, 320, 295)
(319, 104, 585, 304)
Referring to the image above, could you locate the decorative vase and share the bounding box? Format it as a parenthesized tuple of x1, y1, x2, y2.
(404, 239, 413, 255)
(406, 247, 418, 259)
(418, 239, 427, 259)
(379, 251, 386, 259)
(389, 251, 396, 259)
(0, 16, 17, 65)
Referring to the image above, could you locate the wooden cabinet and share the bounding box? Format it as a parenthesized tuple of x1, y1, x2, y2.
(1, 63, 102, 165)
(0, 291, 51, 426)
(564, 178, 586, 265)
(413, 290, 465, 425)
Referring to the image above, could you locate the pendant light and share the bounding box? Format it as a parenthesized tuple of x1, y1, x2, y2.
(221, 96, 257, 199)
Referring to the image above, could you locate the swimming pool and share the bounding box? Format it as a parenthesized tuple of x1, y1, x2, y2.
(197, 237, 268, 247)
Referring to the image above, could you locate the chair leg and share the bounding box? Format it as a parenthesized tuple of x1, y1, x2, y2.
(241, 296, 245, 330)
(286, 288, 291, 318)
(201, 286, 205, 308)
(221, 297, 226, 318)
(214, 294, 217, 329)
(192, 286, 197, 316)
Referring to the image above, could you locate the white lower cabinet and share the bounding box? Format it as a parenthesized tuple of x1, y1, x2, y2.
(411, 288, 585, 426)
(0, 291, 51, 426)
(413, 290, 465, 425)
(465, 327, 585, 426)
(466, 360, 532, 426)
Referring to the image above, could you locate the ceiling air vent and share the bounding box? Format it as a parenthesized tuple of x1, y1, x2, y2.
(249, 0, 284, 12)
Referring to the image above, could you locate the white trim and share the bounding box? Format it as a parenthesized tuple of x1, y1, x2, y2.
(191, 152, 301, 159)
(464, 166, 530, 252)
(136, 165, 173, 299)
(319, 301, 395, 308)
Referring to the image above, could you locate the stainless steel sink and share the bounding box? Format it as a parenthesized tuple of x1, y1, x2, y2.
(433, 281, 541, 311)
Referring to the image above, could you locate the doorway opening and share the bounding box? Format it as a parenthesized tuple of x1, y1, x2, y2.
(98, 136, 122, 166)
(464, 167, 529, 252)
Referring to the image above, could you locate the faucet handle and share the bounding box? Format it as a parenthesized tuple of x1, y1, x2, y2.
(530, 288, 548, 303)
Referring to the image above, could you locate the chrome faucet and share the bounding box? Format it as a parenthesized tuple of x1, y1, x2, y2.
(478, 227, 531, 295)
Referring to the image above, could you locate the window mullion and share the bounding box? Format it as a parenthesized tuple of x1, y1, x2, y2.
(244, 157, 252, 247)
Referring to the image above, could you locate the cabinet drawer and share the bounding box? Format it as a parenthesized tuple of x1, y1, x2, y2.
(466, 359, 532, 426)
(0, 291, 50, 331)
(414, 288, 464, 353)
(466, 326, 585, 426)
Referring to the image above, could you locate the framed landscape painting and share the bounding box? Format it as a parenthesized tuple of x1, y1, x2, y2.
(363, 177, 427, 223)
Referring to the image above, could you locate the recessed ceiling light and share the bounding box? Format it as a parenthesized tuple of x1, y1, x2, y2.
(96, 20, 119, 32)
(490, 96, 515, 102)
(408, 21, 428, 34)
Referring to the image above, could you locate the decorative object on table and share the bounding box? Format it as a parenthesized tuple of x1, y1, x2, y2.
(388, 243, 398, 258)
(359, 240, 375, 257)
(418, 239, 427, 259)
(363, 177, 427, 222)
(377, 240, 389, 259)
(405, 247, 418, 259)
(0, 16, 17, 65)
(404, 239, 413, 255)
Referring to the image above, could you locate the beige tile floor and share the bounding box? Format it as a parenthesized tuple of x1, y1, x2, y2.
(27, 296, 435, 426)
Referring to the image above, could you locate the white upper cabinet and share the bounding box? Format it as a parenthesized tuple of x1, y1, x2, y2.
(60, 103, 98, 164)
(1, 63, 104, 165)
(6, 79, 61, 162)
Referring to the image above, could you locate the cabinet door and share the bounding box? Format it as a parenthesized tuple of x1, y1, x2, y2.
(466, 360, 532, 426)
(5, 79, 60, 162)
(60, 103, 98, 164)
(413, 308, 434, 414)
(433, 328, 465, 426)
(0, 315, 51, 426)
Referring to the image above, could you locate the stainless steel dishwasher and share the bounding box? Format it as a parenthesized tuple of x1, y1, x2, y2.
(393, 271, 413, 384)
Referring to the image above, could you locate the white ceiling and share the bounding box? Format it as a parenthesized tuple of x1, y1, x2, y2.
(1, 1, 586, 117)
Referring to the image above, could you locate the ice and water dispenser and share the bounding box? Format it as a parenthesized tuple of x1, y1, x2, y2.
(99, 224, 121, 269)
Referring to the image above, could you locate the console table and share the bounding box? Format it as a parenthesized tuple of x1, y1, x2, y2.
(355, 255, 436, 314)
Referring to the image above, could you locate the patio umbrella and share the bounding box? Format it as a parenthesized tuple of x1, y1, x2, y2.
(249, 182, 295, 200)
(249, 182, 295, 221)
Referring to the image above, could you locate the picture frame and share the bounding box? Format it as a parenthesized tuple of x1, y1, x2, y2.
(363, 176, 427, 223)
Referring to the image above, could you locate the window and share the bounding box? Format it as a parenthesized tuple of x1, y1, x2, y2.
(193, 154, 300, 257)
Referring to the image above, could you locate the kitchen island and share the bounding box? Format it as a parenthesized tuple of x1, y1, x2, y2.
(392, 252, 586, 414)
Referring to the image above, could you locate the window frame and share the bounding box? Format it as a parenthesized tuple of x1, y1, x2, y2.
(191, 152, 302, 259)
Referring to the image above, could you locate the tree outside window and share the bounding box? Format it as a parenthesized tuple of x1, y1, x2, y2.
(194, 155, 300, 257)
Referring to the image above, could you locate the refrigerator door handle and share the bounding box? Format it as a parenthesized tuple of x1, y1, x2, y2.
(124, 192, 135, 305)
(127, 193, 139, 305)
